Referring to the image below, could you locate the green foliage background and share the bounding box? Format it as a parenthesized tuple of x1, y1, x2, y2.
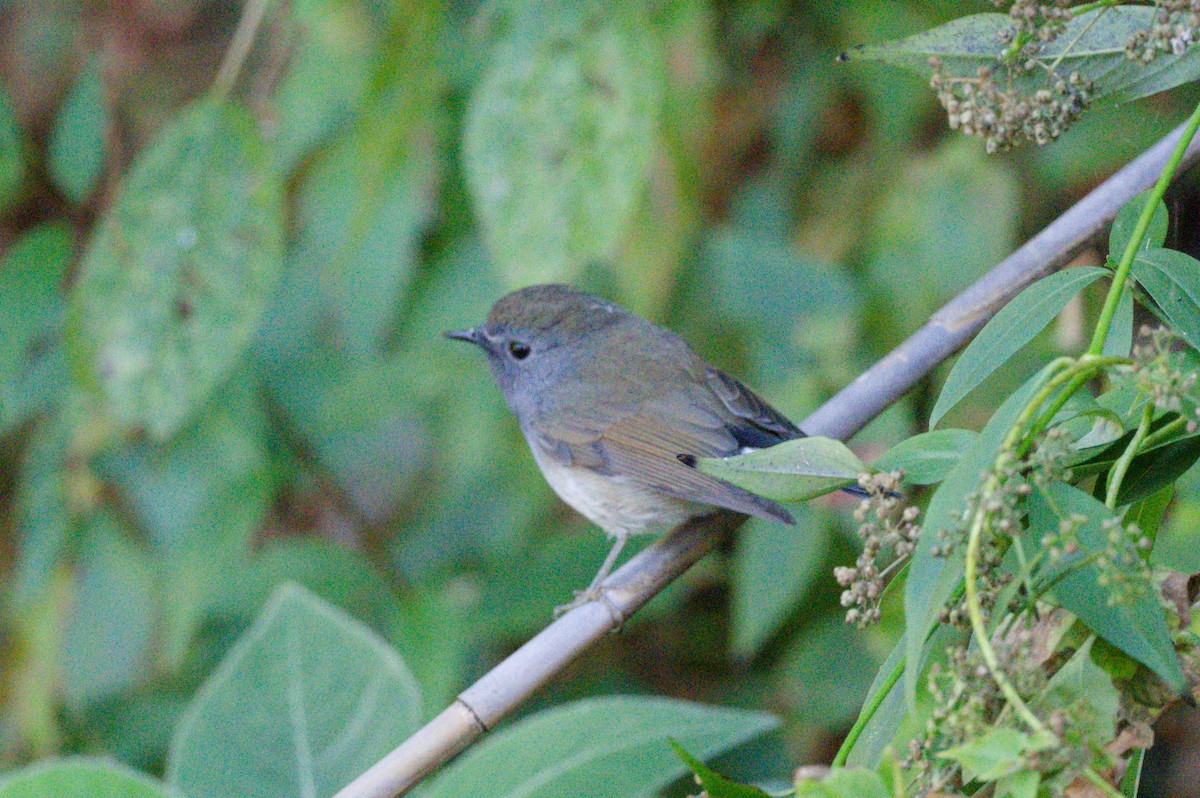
(1, 0, 1199, 794)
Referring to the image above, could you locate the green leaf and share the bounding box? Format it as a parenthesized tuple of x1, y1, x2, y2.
(905, 368, 1047, 705)
(0, 85, 25, 210)
(731, 509, 828, 658)
(1026, 482, 1185, 691)
(1132, 247, 1200, 351)
(67, 100, 284, 439)
(0, 757, 172, 798)
(1110, 193, 1169, 257)
(0, 223, 72, 432)
(996, 769, 1041, 798)
(695, 436, 866, 502)
(268, 0, 381, 174)
(849, 8, 1200, 107)
(463, 0, 662, 286)
(1102, 283, 1134, 358)
(671, 741, 772, 798)
(166, 584, 422, 798)
(865, 137, 1017, 348)
(423, 696, 778, 798)
(61, 512, 155, 708)
(1114, 433, 1200, 505)
(930, 267, 1107, 428)
(1036, 638, 1118, 746)
(937, 727, 1038, 782)
(874, 429, 977, 484)
(48, 56, 107, 203)
(794, 767, 889, 798)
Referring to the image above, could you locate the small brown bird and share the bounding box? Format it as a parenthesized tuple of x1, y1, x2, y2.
(448, 284, 799, 605)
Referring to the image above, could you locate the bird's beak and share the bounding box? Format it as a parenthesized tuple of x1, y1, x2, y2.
(444, 327, 482, 345)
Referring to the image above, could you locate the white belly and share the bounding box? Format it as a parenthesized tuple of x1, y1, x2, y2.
(530, 446, 705, 538)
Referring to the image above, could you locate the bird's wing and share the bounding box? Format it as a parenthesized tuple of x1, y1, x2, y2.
(704, 367, 804, 449)
(533, 404, 794, 525)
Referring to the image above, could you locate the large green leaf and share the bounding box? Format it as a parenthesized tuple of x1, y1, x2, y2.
(423, 696, 777, 798)
(905, 369, 1047, 705)
(695, 436, 866, 502)
(0, 85, 24, 210)
(874, 429, 977, 485)
(463, 0, 662, 286)
(1026, 482, 1184, 690)
(0, 758, 172, 798)
(48, 56, 107, 203)
(849, 7, 1200, 106)
(67, 100, 284, 439)
(167, 585, 422, 798)
(1132, 247, 1200, 351)
(731, 508, 827, 658)
(0, 223, 72, 432)
(930, 267, 1107, 428)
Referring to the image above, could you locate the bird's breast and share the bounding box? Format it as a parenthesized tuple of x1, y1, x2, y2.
(528, 442, 705, 538)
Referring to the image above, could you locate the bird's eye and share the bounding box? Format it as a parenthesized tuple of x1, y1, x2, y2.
(508, 341, 531, 360)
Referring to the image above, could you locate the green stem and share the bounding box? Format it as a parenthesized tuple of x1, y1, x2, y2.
(963, 500, 1057, 743)
(1106, 403, 1155, 509)
(832, 654, 905, 767)
(1084, 766, 1125, 798)
(1140, 414, 1189, 450)
(1088, 98, 1200, 356)
(1047, 5, 1108, 74)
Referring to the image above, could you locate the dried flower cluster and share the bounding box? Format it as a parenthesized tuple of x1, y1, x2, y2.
(929, 60, 1092, 153)
(1126, 0, 1200, 62)
(835, 471, 918, 627)
(1117, 325, 1200, 420)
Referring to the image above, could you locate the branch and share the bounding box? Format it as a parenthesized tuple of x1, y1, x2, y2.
(333, 116, 1200, 798)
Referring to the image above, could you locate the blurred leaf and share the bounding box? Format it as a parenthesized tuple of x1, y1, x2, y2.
(61, 512, 155, 708)
(776, 615, 878, 730)
(731, 508, 828, 658)
(930, 267, 1107, 427)
(10, 404, 82, 612)
(1110, 194, 1168, 257)
(874, 428, 977, 484)
(219, 538, 402, 640)
(936, 727, 1036, 782)
(1114, 433, 1200, 506)
(390, 576, 479, 716)
(463, 0, 662, 286)
(0, 758, 171, 798)
(0, 85, 24, 210)
(1036, 638, 1118, 746)
(794, 767, 889, 798)
(1102, 284, 1134, 358)
(1124, 485, 1172, 542)
(844, 632, 908, 768)
(865, 137, 1017, 346)
(696, 437, 865, 502)
(1132, 247, 1200, 351)
(167, 585, 421, 798)
(48, 56, 107, 203)
(905, 368, 1047, 705)
(1026, 482, 1185, 691)
(997, 770, 1042, 798)
(93, 385, 271, 670)
(671, 741, 772, 798)
(268, 0, 381, 174)
(423, 696, 777, 798)
(849, 8, 1200, 106)
(66, 100, 284, 439)
(0, 223, 72, 432)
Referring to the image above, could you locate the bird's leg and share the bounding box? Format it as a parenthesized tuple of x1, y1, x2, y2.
(554, 532, 628, 616)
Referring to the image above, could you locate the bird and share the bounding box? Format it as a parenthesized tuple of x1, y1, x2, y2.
(447, 283, 803, 609)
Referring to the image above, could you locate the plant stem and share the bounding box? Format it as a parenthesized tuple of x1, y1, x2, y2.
(963, 499, 1057, 743)
(1106, 403, 1155, 508)
(1084, 766, 1125, 798)
(832, 654, 905, 767)
(1140, 414, 1189, 450)
(1088, 98, 1200, 356)
(211, 0, 273, 104)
